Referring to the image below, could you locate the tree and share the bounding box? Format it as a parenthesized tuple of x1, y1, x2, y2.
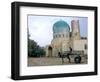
(28, 29, 45, 57)
(28, 39, 46, 57)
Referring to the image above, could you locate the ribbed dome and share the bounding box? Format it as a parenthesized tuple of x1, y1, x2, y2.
(53, 20, 70, 33)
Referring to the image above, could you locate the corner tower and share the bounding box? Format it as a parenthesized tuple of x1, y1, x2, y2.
(70, 19, 81, 50)
(71, 20, 80, 40)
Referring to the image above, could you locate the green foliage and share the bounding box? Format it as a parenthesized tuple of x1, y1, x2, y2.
(28, 39, 46, 57)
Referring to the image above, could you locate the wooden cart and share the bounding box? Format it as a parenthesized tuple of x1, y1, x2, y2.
(58, 51, 87, 64)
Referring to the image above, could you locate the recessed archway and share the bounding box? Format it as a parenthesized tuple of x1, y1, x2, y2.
(48, 46, 52, 57)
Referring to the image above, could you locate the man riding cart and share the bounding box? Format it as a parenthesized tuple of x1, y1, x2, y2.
(58, 47, 86, 64)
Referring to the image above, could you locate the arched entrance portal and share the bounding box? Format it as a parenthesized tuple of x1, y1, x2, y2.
(48, 46, 52, 57)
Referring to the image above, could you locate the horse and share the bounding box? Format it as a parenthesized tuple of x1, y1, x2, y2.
(58, 52, 72, 64)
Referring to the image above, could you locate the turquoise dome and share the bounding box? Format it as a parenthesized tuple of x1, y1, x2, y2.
(53, 20, 70, 33)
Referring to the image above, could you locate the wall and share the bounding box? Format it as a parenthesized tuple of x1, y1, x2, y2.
(0, 0, 99, 82)
(73, 39, 87, 54)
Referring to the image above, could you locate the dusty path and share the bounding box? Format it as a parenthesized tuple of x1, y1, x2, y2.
(28, 57, 87, 66)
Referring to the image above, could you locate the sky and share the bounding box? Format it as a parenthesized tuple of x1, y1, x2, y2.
(28, 15, 88, 47)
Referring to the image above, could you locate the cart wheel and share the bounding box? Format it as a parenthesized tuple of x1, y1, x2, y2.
(74, 55, 81, 64)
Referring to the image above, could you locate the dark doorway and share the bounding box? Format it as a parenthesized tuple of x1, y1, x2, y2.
(48, 46, 52, 57)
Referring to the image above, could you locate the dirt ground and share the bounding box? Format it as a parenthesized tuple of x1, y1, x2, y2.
(28, 57, 87, 66)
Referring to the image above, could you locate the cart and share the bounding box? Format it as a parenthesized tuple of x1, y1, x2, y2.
(58, 51, 87, 64)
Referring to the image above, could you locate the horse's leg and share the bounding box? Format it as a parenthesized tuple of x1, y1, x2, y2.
(61, 56, 64, 64)
(67, 54, 71, 63)
(68, 56, 71, 63)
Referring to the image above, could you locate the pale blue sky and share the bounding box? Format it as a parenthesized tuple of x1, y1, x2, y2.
(28, 15, 88, 47)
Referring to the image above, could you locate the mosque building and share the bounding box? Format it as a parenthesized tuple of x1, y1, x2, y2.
(45, 19, 87, 57)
